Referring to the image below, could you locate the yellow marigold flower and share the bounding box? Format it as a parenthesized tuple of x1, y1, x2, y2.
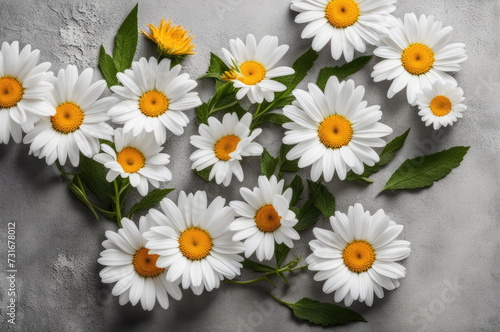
(141, 19, 195, 57)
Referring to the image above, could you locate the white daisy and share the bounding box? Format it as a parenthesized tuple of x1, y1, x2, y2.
(230, 175, 300, 261)
(221, 34, 295, 104)
(93, 128, 172, 196)
(23, 65, 114, 166)
(108, 57, 201, 144)
(0, 41, 53, 144)
(283, 76, 392, 181)
(190, 112, 263, 186)
(144, 191, 245, 295)
(290, 0, 397, 62)
(416, 81, 466, 130)
(98, 217, 182, 311)
(372, 13, 467, 105)
(307, 203, 411, 306)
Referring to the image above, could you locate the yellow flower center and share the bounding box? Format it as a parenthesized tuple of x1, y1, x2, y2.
(342, 240, 376, 273)
(255, 204, 282, 232)
(0, 76, 24, 108)
(139, 90, 169, 117)
(318, 115, 353, 149)
(214, 135, 241, 161)
(429, 95, 452, 116)
(142, 19, 196, 57)
(401, 43, 435, 75)
(238, 61, 267, 85)
(325, 0, 360, 29)
(178, 227, 213, 260)
(117, 147, 145, 173)
(133, 247, 165, 278)
(51, 102, 85, 133)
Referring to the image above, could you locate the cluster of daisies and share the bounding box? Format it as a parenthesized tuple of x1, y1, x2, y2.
(0, 0, 469, 313)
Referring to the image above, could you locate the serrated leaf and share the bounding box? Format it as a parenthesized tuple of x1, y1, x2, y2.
(275, 243, 290, 268)
(222, 103, 248, 118)
(261, 149, 279, 177)
(288, 175, 303, 207)
(278, 144, 300, 176)
(347, 128, 411, 183)
(195, 82, 237, 124)
(242, 259, 275, 273)
(382, 146, 470, 191)
(79, 155, 114, 206)
(99, 45, 119, 87)
(113, 4, 138, 72)
(308, 180, 335, 219)
(68, 175, 99, 220)
(294, 199, 321, 232)
(127, 188, 175, 218)
(317, 56, 372, 90)
(258, 113, 291, 125)
(199, 52, 230, 79)
(287, 297, 367, 326)
(193, 166, 212, 182)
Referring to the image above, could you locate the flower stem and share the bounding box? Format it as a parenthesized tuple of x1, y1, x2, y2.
(269, 293, 291, 307)
(226, 264, 308, 286)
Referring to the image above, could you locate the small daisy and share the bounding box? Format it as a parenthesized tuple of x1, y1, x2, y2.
(0, 41, 53, 144)
(372, 13, 467, 105)
(290, 0, 397, 62)
(221, 34, 295, 104)
(144, 191, 245, 295)
(141, 18, 196, 57)
(230, 175, 300, 261)
(190, 112, 263, 186)
(416, 81, 466, 130)
(98, 217, 182, 311)
(283, 76, 392, 181)
(108, 57, 202, 144)
(307, 203, 411, 306)
(23, 65, 114, 166)
(93, 128, 172, 196)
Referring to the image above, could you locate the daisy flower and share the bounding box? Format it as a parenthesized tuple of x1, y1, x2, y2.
(93, 128, 172, 196)
(144, 191, 245, 295)
(230, 175, 300, 261)
(190, 112, 263, 186)
(23, 65, 114, 166)
(307, 203, 411, 306)
(108, 57, 202, 144)
(141, 18, 196, 57)
(98, 217, 182, 311)
(372, 13, 467, 105)
(282, 76, 392, 181)
(0, 41, 53, 144)
(221, 34, 295, 104)
(415, 81, 466, 130)
(290, 0, 397, 62)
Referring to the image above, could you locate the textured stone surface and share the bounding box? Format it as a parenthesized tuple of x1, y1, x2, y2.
(0, 0, 499, 331)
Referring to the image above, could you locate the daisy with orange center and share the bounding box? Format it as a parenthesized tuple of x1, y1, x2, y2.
(307, 203, 411, 306)
(230, 176, 300, 261)
(142, 18, 195, 57)
(93, 129, 172, 196)
(190, 113, 263, 186)
(144, 191, 245, 295)
(98, 217, 182, 311)
(221, 34, 295, 104)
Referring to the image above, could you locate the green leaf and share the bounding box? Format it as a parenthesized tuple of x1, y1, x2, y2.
(127, 188, 175, 218)
(308, 180, 335, 219)
(286, 297, 367, 326)
(68, 175, 99, 220)
(382, 146, 470, 191)
(98, 45, 119, 87)
(258, 113, 291, 125)
(113, 4, 138, 72)
(199, 52, 230, 79)
(288, 175, 303, 207)
(275, 243, 290, 268)
(195, 82, 237, 124)
(278, 144, 300, 176)
(316, 55, 372, 90)
(193, 166, 212, 182)
(79, 155, 114, 206)
(261, 149, 279, 177)
(242, 259, 275, 273)
(222, 103, 248, 118)
(347, 128, 411, 183)
(294, 199, 321, 232)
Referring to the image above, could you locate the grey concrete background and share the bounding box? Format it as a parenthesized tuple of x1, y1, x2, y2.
(0, 0, 499, 331)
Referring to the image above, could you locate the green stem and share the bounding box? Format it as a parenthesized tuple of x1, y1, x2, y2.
(269, 293, 291, 306)
(226, 264, 308, 286)
(55, 161, 70, 180)
(113, 180, 123, 227)
(211, 99, 239, 113)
